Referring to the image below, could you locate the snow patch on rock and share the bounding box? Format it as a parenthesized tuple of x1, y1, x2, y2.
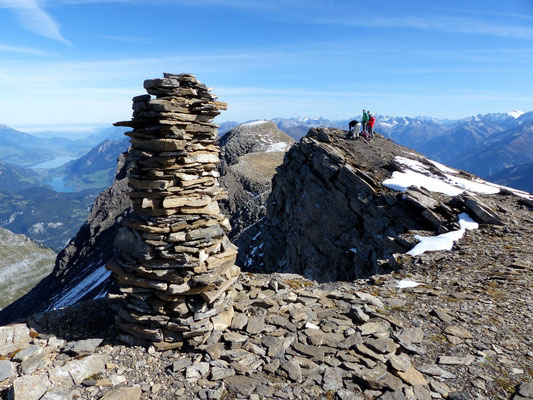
(407, 213, 478, 256)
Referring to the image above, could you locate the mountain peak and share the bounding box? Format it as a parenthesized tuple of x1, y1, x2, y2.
(507, 110, 525, 119)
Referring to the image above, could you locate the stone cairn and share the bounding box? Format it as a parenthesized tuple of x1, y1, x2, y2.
(107, 73, 240, 350)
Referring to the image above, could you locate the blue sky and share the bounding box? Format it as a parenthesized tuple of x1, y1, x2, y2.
(1, 0, 532, 131)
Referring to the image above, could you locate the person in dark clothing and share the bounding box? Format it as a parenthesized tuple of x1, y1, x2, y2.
(347, 120, 360, 139)
(361, 109, 369, 133)
(368, 113, 376, 139)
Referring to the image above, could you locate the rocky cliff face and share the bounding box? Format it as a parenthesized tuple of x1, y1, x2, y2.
(252, 127, 526, 282)
(0, 155, 131, 325)
(218, 121, 294, 261)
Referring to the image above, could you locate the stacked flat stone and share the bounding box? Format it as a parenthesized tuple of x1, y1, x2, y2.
(108, 73, 240, 350)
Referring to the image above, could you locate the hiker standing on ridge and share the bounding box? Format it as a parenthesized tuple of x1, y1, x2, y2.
(362, 109, 369, 133)
(368, 113, 376, 139)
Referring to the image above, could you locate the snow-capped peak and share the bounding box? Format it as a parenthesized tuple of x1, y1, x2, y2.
(242, 120, 269, 127)
(507, 110, 525, 119)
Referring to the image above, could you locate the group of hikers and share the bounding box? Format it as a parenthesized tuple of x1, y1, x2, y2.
(347, 109, 376, 140)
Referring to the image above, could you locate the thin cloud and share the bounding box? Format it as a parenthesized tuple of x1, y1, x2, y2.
(0, 0, 71, 44)
(315, 15, 533, 40)
(433, 6, 533, 21)
(92, 35, 155, 44)
(0, 42, 53, 55)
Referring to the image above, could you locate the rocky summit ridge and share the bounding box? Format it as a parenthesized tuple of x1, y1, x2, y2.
(0, 124, 532, 399)
(218, 121, 294, 260)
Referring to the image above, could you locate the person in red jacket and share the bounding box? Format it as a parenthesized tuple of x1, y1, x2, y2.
(368, 113, 376, 139)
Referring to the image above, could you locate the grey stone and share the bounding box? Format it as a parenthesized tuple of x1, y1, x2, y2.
(100, 387, 142, 400)
(0, 360, 16, 381)
(48, 365, 74, 388)
(352, 365, 403, 391)
(412, 386, 431, 400)
(281, 358, 302, 382)
(230, 313, 248, 330)
(41, 391, 72, 400)
(63, 338, 103, 355)
(443, 326, 473, 339)
(348, 305, 370, 323)
(365, 337, 399, 354)
(395, 327, 424, 344)
(447, 392, 470, 400)
(292, 342, 325, 359)
(355, 291, 385, 308)
(13, 345, 42, 362)
(323, 367, 343, 391)
(262, 335, 294, 358)
(186, 362, 210, 379)
(518, 382, 533, 397)
(429, 379, 450, 397)
(16, 345, 45, 375)
(210, 367, 235, 380)
(377, 390, 407, 400)
(10, 374, 50, 400)
(266, 314, 297, 332)
(431, 307, 453, 323)
(173, 357, 193, 372)
(463, 196, 503, 225)
(223, 331, 248, 344)
(416, 364, 455, 379)
(336, 388, 364, 400)
(245, 315, 265, 334)
(225, 375, 259, 396)
(0, 324, 31, 356)
(67, 354, 108, 385)
(358, 321, 391, 336)
(388, 354, 412, 372)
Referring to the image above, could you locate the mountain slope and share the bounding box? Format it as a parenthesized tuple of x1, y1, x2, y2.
(451, 120, 533, 177)
(418, 120, 508, 165)
(0, 161, 43, 193)
(0, 155, 131, 324)
(218, 121, 294, 253)
(51, 138, 129, 191)
(487, 161, 533, 193)
(0, 186, 100, 250)
(0, 228, 56, 310)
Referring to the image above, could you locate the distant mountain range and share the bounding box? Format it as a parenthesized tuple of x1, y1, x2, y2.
(0, 124, 127, 167)
(221, 110, 532, 193)
(0, 109, 530, 251)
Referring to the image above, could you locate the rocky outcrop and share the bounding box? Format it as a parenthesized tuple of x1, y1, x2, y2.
(255, 127, 523, 282)
(218, 121, 294, 263)
(218, 120, 293, 168)
(0, 155, 131, 325)
(110, 74, 240, 349)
